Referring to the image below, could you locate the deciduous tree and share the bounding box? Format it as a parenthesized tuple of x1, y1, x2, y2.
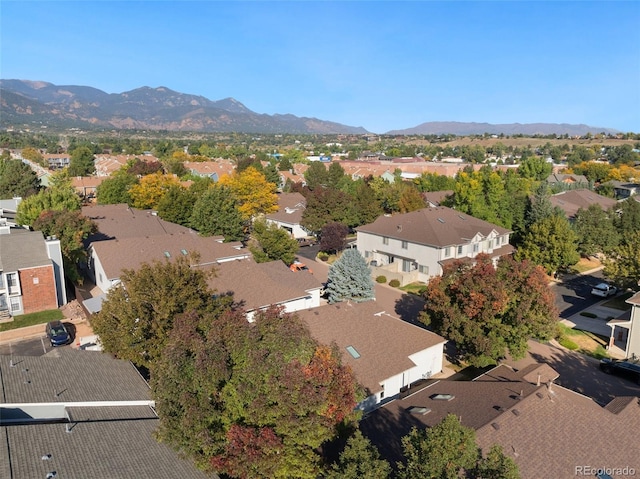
(152, 306, 359, 479)
(156, 184, 195, 226)
(516, 214, 579, 275)
(325, 430, 391, 479)
(128, 172, 181, 210)
(397, 415, 478, 479)
(603, 231, 640, 290)
(421, 254, 557, 366)
(326, 249, 375, 304)
(320, 222, 349, 254)
(92, 254, 228, 369)
(16, 179, 81, 226)
(190, 184, 245, 240)
(219, 166, 278, 220)
(33, 210, 97, 284)
(249, 218, 299, 265)
(67, 146, 95, 176)
(96, 170, 138, 205)
(573, 204, 619, 257)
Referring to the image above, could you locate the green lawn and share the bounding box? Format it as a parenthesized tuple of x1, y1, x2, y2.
(0, 309, 63, 332)
(399, 282, 428, 296)
(556, 323, 610, 360)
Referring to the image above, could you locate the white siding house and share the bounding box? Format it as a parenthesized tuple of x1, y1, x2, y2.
(356, 207, 513, 285)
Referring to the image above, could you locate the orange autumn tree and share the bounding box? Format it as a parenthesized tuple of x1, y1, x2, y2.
(219, 166, 278, 220)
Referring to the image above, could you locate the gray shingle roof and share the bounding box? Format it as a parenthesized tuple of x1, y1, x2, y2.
(0, 229, 50, 272)
(356, 207, 511, 248)
(1, 349, 215, 478)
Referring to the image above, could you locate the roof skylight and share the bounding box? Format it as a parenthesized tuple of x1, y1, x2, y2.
(346, 346, 361, 359)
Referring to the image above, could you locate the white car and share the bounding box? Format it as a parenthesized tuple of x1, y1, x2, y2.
(591, 283, 617, 298)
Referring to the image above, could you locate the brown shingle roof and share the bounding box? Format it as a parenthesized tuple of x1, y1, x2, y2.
(475, 387, 640, 478)
(91, 231, 247, 281)
(357, 207, 511, 248)
(550, 188, 618, 218)
(206, 259, 322, 311)
(360, 364, 545, 465)
(82, 204, 191, 241)
(296, 301, 445, 395)
(265, 192, 307, 224)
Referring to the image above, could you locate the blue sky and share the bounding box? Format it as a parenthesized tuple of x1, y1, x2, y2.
(2, 1, 639, 133)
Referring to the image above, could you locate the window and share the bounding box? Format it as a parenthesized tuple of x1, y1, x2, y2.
(496, 236, 502, 245)
(488, 240, 493, 249)
(0, 275, 4, 289)
(7, 273, 17, 288)
(444, 247, 451, 257)
(419, 265, 429, 275)
(401, 240, 408, 249)
(457, 245, 463, 255)
(10, 297, 20, 312)
(382, 237, 389, 245)
(473, 243, 479, 253)
(402, 259, 412, 272)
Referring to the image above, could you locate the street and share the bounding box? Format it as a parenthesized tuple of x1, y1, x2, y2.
(551, 269, 606, 318)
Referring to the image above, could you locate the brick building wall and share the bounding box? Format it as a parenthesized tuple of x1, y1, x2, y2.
(19, 265, 58, 314)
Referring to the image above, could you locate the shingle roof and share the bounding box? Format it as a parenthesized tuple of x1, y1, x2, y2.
(4, 416, 212, 479)
(296, 301, 446, 395)
(0, 349, 213, 478)
(265, 192, 307, 224)
(82, 204, 189, 241)
(475, 386, 640, 478)
(206, 259, 322, 311)
(360, 364, 546, 465)
(0, 229, 51, 272)
(550, 188, 618, 218)
(91, 230, 247, 281)
(356, 207, 511, 248)
(0, 349, 151, 404)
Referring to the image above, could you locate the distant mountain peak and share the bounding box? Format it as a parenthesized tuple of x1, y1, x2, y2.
(0, 79, 368, 134)
(386, 120, 619, 136)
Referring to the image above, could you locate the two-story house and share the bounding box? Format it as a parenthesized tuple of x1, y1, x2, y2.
(356, 207, 513, 285)
(0, 227, 66, 318)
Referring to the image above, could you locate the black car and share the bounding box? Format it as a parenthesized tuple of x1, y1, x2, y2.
(46, 320, 71, 347)
(600, 358, 640, 385)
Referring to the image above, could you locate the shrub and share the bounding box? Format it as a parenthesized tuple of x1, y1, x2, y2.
(317, 252, 329, 262)
(580, 311, 598, 318)
(376, 275, 387, 283)
(389, 279, 400, 288)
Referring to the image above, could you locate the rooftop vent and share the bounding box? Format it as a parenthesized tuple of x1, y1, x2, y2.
(512, 409, 520, 416)
(437, 218, 445, 224)
(407, 406, 431, 416)
(491, 422, 500, 430)
(431, 393, 455, 401)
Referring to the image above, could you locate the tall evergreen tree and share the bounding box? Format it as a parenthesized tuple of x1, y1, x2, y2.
(0, 158, 41, 198)
(326, 249, 375, 304)
(67, 146, 96, 176)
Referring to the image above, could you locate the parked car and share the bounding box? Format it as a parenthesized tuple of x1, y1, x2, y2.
(600, 358, 640, 384)
(46, 320, 71, 347)
(591, 283, 617, 298)
(296, 236, 316, 247)
(290, 261, 312, 274)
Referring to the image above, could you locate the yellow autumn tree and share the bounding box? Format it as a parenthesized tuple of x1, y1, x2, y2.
(129, 172, 182, 210)
(218, 166, 278, 220)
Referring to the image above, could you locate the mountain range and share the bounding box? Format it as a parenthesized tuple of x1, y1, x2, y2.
(0, 80, 618, 136)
